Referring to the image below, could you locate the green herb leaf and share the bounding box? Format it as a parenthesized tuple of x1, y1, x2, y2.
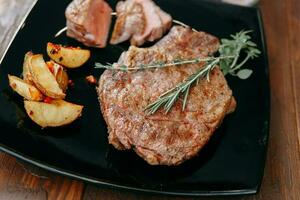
(237, 69, 253, 79)
(218, 30, 260, 76)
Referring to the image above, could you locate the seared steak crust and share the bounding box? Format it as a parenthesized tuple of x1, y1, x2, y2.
(98, 26, 235, 165)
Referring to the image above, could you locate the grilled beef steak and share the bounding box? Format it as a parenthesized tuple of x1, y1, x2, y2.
(110, 0, 172, 46)
(65, 0, 112, 47)
(98, 26, 236, 165)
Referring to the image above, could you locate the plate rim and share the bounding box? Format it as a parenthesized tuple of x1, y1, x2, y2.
(0, 0, 269, 196)
(253, 7, 270, 194)
(0, 143, 258, 196)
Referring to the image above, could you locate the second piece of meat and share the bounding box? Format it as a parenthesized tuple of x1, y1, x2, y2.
(110, 0, 172, 46)
(65, 0, 112, 48)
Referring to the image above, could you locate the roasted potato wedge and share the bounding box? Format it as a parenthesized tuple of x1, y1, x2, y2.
(29, 54, 65, 99)
(46, 61, 69, 92)
(24, 100, 83, 128)
(22, 51, 34, 83)
(8, 75, 44, 101)
(47, 42, 90, 68)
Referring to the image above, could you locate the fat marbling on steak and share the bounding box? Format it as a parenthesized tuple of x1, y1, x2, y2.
(98, 26, 236, 165)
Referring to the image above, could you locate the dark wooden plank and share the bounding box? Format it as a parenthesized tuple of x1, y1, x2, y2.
(0, 153, 85, 200)
(0, 153, 47, 200)
(256, 0, 300, 199)
(288, 0, 300, 155)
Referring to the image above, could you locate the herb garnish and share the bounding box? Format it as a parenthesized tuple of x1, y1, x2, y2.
(218, 30, 261, 78)
(95, 56, 234, 71)
(95, 30, 261, 114)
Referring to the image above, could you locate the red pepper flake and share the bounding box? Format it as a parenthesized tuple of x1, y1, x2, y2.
(43, 96, 53, 104)
(29, 110, 34, 115)
(48, 42, 61, 53)
(50, 49, 57, 55)
(68, 79, 74, 87)
(86, 75, 97, 85)
(46, 61, 55, 73)
(59, 57, 63, 62)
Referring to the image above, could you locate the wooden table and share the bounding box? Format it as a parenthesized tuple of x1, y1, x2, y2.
(1, 0, 300, 199)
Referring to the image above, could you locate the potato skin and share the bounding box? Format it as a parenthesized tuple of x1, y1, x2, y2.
(47, 42, 90, 68)
(46, 61, 69, 92)
(29, 54, 65, 99)
(55, 65, 68, 92)
(22, 51, 34, 83)
(24, 100, 83, 128)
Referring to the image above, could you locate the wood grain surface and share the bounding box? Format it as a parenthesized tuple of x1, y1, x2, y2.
(1, 0, 300, 199)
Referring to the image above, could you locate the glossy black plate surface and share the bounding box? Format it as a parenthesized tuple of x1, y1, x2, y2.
(0, 0, 269, 196)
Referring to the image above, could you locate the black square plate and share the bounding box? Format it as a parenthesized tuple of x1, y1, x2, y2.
(0, 0, 269, 196)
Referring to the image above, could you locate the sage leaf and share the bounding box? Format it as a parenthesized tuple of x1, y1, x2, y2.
(237, 69, 253, 79)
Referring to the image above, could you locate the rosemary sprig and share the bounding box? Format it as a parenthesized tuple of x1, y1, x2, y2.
(95, 56, 234, 71)
(145, 58, 220, 115)
(144, 30, 260, 114)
